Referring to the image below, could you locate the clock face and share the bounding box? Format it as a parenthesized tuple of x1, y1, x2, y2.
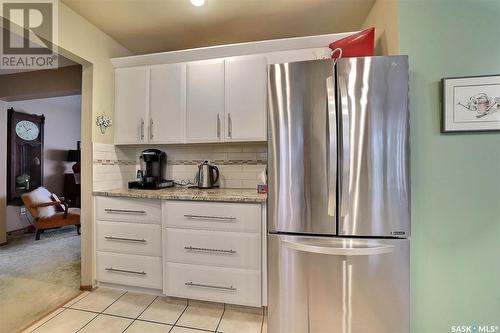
(15, 120, 39, 141)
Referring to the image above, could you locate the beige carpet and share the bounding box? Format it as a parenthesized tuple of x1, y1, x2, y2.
(0, 226, 81, 333)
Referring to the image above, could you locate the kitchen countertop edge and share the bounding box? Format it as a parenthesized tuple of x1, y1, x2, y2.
(92, 188, 267, 204)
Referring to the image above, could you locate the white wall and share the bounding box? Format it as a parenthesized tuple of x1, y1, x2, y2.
(0, 100, 7, 244)
(5, 95, 81, 232)
(56, 2, 133, 288)
(361, 0, 399, 55)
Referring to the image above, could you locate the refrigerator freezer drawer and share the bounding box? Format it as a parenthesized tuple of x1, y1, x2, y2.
(268, 234, 409, 333)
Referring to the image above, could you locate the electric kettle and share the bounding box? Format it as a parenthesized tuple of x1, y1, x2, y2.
(196, 161, 219, 189)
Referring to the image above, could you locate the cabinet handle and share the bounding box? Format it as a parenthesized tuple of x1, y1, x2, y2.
(150, 118, 154, 140)
(105, 236, 147, 243)
(140, 118, 145, 140)
(183, 214, 236, 221)
(228, 113, 232, 138)
(185, 281, 237, 291)
(104, 208, 146, 214)
(105, 267, 146, 276)
(216, 114, 221, 139)
(184, 246, 236, 254)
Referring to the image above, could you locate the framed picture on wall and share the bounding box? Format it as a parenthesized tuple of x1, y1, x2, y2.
(442, 74, 500, 132)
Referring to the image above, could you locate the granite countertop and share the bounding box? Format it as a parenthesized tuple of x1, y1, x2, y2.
(92, 187, 267, 203)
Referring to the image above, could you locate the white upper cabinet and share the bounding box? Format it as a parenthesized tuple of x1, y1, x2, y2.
(186, 59, 225, 143)
(150, 64, 186, 143)
(114, 56, 268, 145)
(224, 56, 267, 142)
(115, 67, 150, 144)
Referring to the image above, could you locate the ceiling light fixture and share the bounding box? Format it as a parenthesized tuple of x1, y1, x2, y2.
(190, 0, 206, 7)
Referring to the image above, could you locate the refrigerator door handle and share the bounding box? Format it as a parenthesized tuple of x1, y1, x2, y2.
(282, 238, 394, 256)
(326, 75, 337, 216)
(339, 75, 350, 218)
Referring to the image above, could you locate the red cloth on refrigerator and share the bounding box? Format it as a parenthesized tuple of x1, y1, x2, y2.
(329, 28, 375, 59)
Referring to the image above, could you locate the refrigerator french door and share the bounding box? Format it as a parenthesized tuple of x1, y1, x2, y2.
(267, 56, 410, 333)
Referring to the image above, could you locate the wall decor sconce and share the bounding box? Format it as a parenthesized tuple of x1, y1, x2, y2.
(96, 114, 112, 134)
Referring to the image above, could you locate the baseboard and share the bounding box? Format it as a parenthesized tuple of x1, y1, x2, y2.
(97, 281, 163, 296)
(0, 241, 7, 246)
(80, 285, 94, 291)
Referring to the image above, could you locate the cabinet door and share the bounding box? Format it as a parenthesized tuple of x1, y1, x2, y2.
(225, 56, 267, 142)
(115, 67, 149, 144)
(150, 63, 186, 143)
(186, 59, 224, 143)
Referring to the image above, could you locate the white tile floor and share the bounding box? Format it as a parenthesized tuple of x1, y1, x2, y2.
(22, 288, 267, 333)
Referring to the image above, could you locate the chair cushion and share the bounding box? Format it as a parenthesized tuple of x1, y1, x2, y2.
(26, 187, 56, 218)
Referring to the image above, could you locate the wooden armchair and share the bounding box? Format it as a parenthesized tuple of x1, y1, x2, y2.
(21, 187, 81, 240)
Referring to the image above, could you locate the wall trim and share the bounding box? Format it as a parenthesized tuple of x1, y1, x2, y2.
(111, 31, 355, 68)
(79, 285, 94, 292)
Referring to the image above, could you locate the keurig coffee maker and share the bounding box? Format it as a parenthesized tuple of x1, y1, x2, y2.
(128, 149, 174, 189)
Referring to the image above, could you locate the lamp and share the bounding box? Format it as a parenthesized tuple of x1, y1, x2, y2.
(67, 141, 81, 184)
(67, 149, 80, 173)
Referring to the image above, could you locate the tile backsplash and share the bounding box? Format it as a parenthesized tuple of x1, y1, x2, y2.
(93, 142, 267, 191)
(93, 143, 136, 191)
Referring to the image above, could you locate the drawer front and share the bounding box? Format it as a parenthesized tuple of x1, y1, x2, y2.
(165, 228, 261, 269)
(95, 196, 161, 224)
(165, 263, 261, 307)
(97, 252, 162, 289)
(166, 201, 261, 232)
(97, 221, 162, 256)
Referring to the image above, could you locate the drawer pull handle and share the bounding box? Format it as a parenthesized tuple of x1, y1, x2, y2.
(185, 281, 237, 291)
(104, 209, 146, 214)
(184, 246, 237, 254)
(105, 267, 146, 276)
(183, 214, 236, 221)
(105, 236, 147, 243)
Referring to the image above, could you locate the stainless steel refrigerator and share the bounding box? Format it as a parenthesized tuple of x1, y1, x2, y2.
(267, 56, 410, 333)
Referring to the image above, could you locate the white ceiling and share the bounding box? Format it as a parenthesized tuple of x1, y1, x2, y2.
(62, 0, 375, 54)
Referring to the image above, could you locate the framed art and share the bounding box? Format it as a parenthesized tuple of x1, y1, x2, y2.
(442, 75, 500, 132)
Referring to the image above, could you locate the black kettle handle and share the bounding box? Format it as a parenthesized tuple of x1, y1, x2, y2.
(211, 166, 219, 184)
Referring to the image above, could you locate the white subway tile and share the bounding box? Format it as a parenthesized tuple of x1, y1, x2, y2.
(93, 151, 106, 160)
(242, 143, 267, 153)
(257, 152, 268, 161)
(242, 164, 266, 172)
(219, 165, 243, 172)
(241, 180, 260, 189)
(223, 172, 259, 180)
(227, 152, 257, 161)
(221, 179, 243, 188)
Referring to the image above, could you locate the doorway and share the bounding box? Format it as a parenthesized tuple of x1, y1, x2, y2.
(0, 54, 84, 333)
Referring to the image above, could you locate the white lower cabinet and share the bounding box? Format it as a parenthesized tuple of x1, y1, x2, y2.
(97, 252, 162, 289)
(165, 262, 261, 307)
(165, 228, 261, 269)
(163, 200, 264, 307)
(95, 196, 163, 291)
(97, 221, 162, 257)
(95, 196, 264, 306)
(165, 201, 261, 233)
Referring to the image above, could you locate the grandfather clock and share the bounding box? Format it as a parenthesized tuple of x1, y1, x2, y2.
(7, 108, 45, 204)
